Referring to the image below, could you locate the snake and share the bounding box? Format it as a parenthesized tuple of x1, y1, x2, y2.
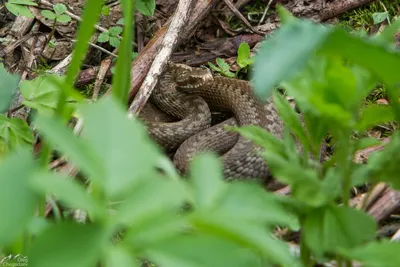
(140, 63, 284, 181)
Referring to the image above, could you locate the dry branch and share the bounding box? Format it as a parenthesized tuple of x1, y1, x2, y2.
(127, 0, 195, 115)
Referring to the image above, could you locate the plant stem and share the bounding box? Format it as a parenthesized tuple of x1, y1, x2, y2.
(41, 19, 57, 55)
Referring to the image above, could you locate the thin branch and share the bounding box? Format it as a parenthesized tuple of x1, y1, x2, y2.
(128, 0, 194, 115)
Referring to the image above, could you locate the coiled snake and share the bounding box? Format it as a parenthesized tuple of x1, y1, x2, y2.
(140, 63, 284, 181)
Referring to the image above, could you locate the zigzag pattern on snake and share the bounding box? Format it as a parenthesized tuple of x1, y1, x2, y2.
(140, 63, 284, 181)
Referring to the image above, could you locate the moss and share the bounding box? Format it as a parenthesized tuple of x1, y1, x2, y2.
(338, 0, 400, 32)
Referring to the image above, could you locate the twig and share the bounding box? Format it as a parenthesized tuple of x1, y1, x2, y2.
(221, 0, 264, 34)
(128, 0, 195, 115)
(258, 0, 274, 26)
(71, 39, 118, 58)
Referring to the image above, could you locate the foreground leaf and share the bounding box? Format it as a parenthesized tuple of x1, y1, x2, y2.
(0, 115, 34, 156)
(252, 19, 329, 100)
(0, 65, 20, 113)
(338, 240, 400, 267)
(303, 205, 376, 257)
(0, 149, 39, 245)
(79, 97, 162, 198)
(28, 222, 108, 267)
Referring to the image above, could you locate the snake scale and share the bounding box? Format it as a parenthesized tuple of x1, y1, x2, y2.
(140, 63, 284, 181)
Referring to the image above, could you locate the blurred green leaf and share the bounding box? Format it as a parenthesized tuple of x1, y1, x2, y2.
(189, 153, 226, 210)
(109, 36, 121, 48)
(136, 0, 155, 16)
(41, 10, 56, 20)
(97, 32, 110, 43)
(372, 12, 389, 25)
(57, 14, 72, 23)
(338, 240, 400, 267)
(30, 171, 104, 219)
(105, 246, 139, 267)
(322, 28, 400, 91)
(0, 149, 39, 245)
(28, 222, 108, 267)
(237, 42, 252, 68)
(356, 104, 394, 132)
(65, 0, 103, 88)
(111, 0, 133, 106)
(0, 115, 34, 156)
(0, 65, 20, 113)
(252, 19, 329, 100)
(109, 26, 123, 36)
(363, 132, 400, 189)
(5, 1, 36, 18)
(20, 74, 70, 114)
(34, 114, 105, 182)
(304, 205, 376, 257)
(53, 3, 67, 15)
(146, 233, 268, 267)
(78, 97, 162, 198)
(272, 91, 309, 150)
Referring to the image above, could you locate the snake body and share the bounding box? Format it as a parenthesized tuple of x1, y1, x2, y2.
(141, 63, 284, 180)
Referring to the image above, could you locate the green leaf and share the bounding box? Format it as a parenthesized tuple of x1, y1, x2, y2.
(191, 213, 299, 266)
(216, 58, 230, 72)
(65, 0, 103, 87)
(262, 150, 328, 207)
(20, 74, 63, 114)
(252, 19, 330, 100)
(372, 11, 389, 25)
(338, 240, 400, 267)
(109, 26, 123, 36)
(146, 233, 268, 267)
(356, 104, 394, 132)
(136, 0, 155, 16)
(28, 222, 108, 267)
(237, 42, 251, 68)
(0, 149, 39, 246)
(104, 246, 139, 267)
(272, 91, 309, 150)
(30, 171, 104, 219)
(304, 205, 376, 257)
(34, 114, 105, 183)
(117, 176, 186, 248)
(0, 65, 20, 113)
(189, 153, 226, 210)
(111, 0, 134, 106)
(0, 115, 34, 156)
(101, 6, 110, 17)
(53, 3, 67, 15)
(321, 28, 400, 91)
(41, 10, 56, 20)
(57, 14, 72, 24)
(78, 97, 162, 198)
(8, 0, 37, 5)
(363, 132, 400, 189)
(208, 62, 222, 72)
(109, 36, 121, 48)
(97, 32, 110, 43)
(232, 125, 286, 156)
(5, 3, 34, 18)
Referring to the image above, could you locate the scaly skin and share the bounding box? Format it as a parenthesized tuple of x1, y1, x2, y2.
(142, 63, 284, 181)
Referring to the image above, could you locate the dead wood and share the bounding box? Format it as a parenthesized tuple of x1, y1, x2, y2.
(127, 0, 195, 115)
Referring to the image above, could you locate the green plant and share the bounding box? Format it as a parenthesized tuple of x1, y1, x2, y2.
(97, 26, 123, 48)
(242, 7, 400, 266)
(2, 1, 400, 266)
(40, 4, 72, 52)
(208, 42, 254, 78)
(208, 58, 236, 78)
(5, 0, 37, 18)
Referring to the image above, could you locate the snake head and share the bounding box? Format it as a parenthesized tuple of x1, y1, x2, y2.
(171, 64, 214, 90)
